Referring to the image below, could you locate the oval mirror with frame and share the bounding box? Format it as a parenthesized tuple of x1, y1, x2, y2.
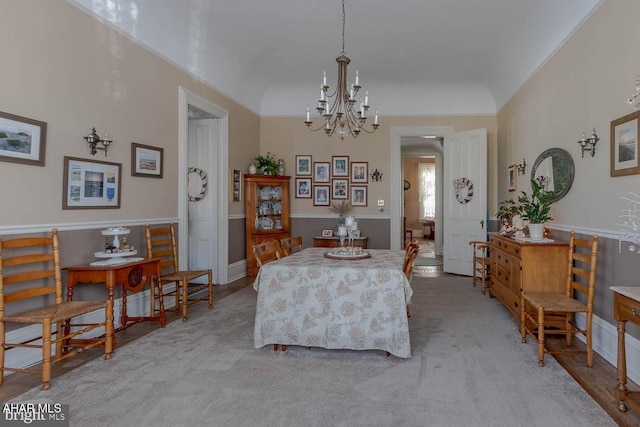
(530, 148, 574, 203)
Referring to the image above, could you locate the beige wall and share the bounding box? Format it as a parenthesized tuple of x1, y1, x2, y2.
(0, 0, 259, 227)
(497, 0, 640, 231)
(260, 115, 498, 218)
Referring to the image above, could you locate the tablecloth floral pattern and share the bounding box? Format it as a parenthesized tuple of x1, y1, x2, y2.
(253, 248, 413, 357)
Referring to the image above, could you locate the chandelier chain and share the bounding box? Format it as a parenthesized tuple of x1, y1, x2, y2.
(304, 0, 379, 141)
(341, 0, 346, 55)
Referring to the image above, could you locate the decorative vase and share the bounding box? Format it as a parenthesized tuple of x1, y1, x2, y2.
(248, 163, 257, 174)
(277, 159, 285, 176)
(528, 223, 545, 240)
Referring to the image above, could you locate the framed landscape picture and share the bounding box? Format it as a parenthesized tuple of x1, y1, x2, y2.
(131, 142, 163, 178)
(611, 110, 640, 177)
(63, 156, 122, 209)
(0, 111, 47, 166)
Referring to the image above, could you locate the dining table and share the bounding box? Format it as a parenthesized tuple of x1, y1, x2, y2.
(253, 247, 413, 358)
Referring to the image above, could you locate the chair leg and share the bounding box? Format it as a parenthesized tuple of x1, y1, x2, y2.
(587, 314, 593, 368)
(406, 305, 411, 318)
(104, 298, 114, 359)
(208, 270, 214, 309)
(41, 319, 52, 390)
(181, 279, 189, 321)
(0, 320, 4, 385)
(520, 295, 527, 343)
(537, 306, 545, 367)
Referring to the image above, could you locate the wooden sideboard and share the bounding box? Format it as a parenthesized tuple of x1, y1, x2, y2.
(489, 233, 569, 324)
(611, 286, 640, 414)
(313, 236, 368, 249)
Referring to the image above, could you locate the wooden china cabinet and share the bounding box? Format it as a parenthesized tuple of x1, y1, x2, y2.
(245, 174, 291, 276)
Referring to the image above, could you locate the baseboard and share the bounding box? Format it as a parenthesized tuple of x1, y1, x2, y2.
(3, 285, 178, 375)
(574, 312, 640, 385)
(227, 259, 247, 283)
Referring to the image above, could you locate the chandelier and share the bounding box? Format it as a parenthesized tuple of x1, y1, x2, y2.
(626, 75, 640, 109)
(304, 0, 379, 141)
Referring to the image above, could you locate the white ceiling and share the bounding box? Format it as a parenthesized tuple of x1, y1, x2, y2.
(68, 0, 602, 116)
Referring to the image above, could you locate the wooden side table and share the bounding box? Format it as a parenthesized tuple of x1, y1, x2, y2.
(313, 236, 368, 249)
(65, 258, 166, 347)
(611, 286, 640, 414)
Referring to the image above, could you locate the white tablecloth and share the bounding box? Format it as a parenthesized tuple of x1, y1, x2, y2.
(253, 248, 413, 357)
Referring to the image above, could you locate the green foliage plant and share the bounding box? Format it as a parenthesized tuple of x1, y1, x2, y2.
(518, 180, 555, 224)
(254, 152, 279, 175)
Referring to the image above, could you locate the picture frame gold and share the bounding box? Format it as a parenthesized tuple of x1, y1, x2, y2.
(611, 110, 640, 177)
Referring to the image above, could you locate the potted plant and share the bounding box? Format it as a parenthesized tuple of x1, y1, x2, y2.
(496, 198, 521, 227)
(254, 152, 279, 175)
(518, 180, 555, 239)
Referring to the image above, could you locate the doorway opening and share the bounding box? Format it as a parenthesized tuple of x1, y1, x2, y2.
(178, 87, 229, 284)
(391, 126, 453, 251)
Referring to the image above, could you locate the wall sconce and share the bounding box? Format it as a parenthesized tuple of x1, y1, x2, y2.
(515, 158, 527, 175)
(84, 127, 113, 156)
(370, 168, 383, 182)
(577, 127, 598, 158)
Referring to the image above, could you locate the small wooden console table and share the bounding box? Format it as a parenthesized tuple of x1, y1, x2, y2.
(611, 286, 640, 414)
(313, 236, 368, 248)
(65, 258, 166, 346)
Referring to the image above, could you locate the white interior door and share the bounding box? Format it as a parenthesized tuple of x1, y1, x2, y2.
(188, 118, 218, 283)
(443, 128, 487, 275)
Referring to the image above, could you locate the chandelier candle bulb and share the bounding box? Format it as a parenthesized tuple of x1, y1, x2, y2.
(306, 106, 310, 122)
(323, 70, 327, 86)
(374, 111, 378, 125)
(355, 70, 359, 86)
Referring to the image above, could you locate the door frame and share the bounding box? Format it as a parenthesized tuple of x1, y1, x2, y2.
(178, 86, 229, 284)
(391, 126, 454, 251)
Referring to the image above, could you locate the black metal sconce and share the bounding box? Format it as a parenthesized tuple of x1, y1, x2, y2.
(370, 168, 383, 182)
(84, 127, 113, 156)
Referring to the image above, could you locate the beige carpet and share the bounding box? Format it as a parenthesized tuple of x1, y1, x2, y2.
(9, 275, 615, 426)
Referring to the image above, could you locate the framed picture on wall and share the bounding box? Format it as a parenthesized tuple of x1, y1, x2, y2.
(508, 164, 516, 192)
(295, 177, 312, 198)
(63, 156, 122, 209)
(332, 156, 349, 177)
(350, 161, 368, 183)
(332, 178, 348, 199)
(0, 110, 47, 166)
(313, 185, 330, 206)
(351, 185, 367, 206)
(296, 155, 312, 176)
(231, 169, 242, 201)
(314, 161, 330, 182)
(131, 142, 163, 178)
(611, 110, 640, 177)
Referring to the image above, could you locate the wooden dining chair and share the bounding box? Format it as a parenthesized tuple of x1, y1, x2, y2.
(403, 244, 420, 318)
(252, 240, 284, 268)
(145, 223, 213, 322)
(469, 240, 490, 295)
(280, 235, 303, 256)
(0, 229, 113, 390)
(520, 231, 599, 367)
(403, 217, 413, 246)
